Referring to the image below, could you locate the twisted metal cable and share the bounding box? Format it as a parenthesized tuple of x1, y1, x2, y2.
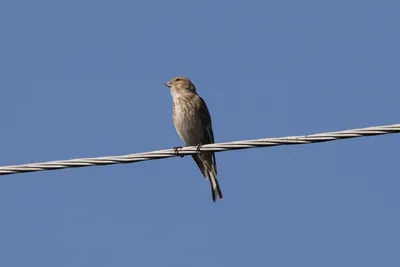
(0, 124, 399, 176)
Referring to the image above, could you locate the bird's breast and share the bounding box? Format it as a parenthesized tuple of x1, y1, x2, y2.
(172, 97, 203, 145)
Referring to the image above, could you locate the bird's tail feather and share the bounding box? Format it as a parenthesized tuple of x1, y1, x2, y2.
(208, 165, 223, 202)
(192, 154, 223, 202)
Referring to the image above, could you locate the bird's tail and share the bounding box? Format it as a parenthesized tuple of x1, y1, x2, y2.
(192, 154, 223, 202)
(208, 164, 223, 203)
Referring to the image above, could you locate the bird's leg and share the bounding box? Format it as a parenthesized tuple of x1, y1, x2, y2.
(173, 146, 184, 158)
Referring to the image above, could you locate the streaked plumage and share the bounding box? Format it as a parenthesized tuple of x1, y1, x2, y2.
(165, 76, 223, 202)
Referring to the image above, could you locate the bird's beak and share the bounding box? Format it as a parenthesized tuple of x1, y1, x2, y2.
(164, 81, 172, 88)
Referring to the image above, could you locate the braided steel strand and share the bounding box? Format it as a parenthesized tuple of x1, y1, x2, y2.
(0, 124, 398, 176)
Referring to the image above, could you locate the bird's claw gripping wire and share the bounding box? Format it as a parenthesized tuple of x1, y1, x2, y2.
(195, 144, 203, 152)
(173, 146, 184, 158)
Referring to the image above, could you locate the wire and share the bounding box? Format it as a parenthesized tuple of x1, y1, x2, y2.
(0, 124, 398, 176)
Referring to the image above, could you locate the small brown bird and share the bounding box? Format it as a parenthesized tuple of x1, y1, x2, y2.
(165, 76, 223, 202)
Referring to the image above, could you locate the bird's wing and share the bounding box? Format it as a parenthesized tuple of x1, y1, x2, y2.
(198, 96, 215, 143)
(198, 96, 217, 174)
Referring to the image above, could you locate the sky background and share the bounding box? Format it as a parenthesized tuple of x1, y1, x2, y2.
(0, 0, 399, 266)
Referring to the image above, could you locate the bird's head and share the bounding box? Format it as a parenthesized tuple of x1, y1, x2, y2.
(165, 76, 196, 96)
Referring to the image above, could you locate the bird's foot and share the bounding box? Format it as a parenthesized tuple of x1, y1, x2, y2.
(173, 146, 184, 158)
(195, 143, 203, 152)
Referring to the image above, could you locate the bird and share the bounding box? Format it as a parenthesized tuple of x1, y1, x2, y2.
(165, 76, 223, 202)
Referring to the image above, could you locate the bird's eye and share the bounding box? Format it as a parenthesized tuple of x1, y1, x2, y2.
(175, 78, 180, 81)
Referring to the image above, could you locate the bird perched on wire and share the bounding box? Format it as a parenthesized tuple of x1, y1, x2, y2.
(165, 76, 223, 202)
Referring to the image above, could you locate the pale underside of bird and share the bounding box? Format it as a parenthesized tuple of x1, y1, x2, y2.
(165, 76, 223, 202)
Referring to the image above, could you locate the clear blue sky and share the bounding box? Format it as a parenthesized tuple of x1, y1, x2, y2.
(1, 0, 399, 266)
